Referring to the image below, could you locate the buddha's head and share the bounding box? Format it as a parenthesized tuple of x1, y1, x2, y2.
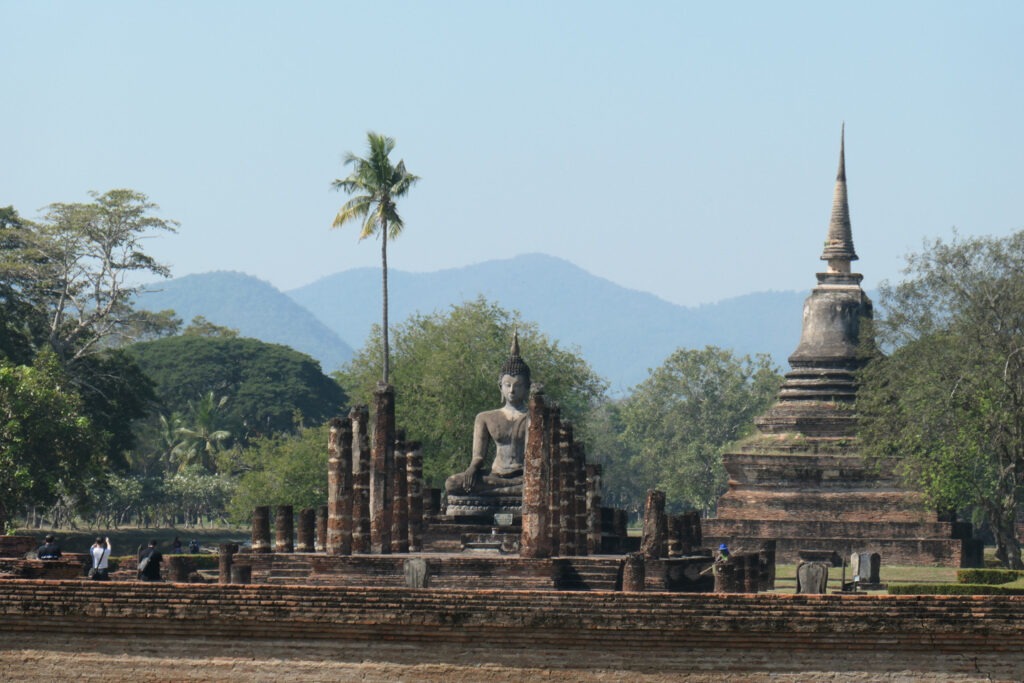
(499, 332, 530, 407)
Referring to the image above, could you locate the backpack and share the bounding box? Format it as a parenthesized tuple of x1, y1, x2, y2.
(138, 554, 151, 573)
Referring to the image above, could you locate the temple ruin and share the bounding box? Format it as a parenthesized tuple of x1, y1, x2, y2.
(702, 127, 980, 566)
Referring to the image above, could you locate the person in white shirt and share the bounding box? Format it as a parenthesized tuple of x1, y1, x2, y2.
(90, 536, 111, 581)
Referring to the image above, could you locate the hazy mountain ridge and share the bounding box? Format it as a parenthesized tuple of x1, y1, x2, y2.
(136, 256, 820, 390)
(135, 271, 355, 373)
(287, 254, 808, 390)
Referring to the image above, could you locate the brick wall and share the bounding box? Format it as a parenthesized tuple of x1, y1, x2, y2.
(0, 579, 1022, 679)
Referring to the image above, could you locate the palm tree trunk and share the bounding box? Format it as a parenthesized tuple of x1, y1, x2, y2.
(381, 218, 390, 385)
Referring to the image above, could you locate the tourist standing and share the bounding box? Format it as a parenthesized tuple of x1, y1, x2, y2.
(138, 540, 164, 581)
(36, 535, 62, 560)
(90, 537, 111, 581)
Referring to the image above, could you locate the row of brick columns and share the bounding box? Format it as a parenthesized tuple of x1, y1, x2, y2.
(250, 385, 425, 555)
(520, 387, 603, 558)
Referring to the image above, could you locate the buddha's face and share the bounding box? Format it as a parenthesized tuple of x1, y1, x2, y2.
(499, 373, 529, 406)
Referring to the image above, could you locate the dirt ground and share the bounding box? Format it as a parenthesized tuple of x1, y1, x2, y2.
(0, 632, 1005, 683)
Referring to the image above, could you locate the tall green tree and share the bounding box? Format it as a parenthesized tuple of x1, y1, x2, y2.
(619, 346, 781, 514)
(0, 351, 101, 530)
(337, 297, 607, 486)
(331, 132, 419, 385)
(858, 231, 1024, 569)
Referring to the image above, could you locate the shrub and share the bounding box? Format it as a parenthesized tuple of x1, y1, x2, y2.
(956, 568, 1024, 585)
(889, 582, 1024, 595)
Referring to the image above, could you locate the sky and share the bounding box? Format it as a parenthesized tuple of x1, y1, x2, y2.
(3, 1, 1023, 307)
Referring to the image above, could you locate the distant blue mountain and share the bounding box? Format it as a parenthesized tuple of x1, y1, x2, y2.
(135, 271, 354, 373)
(287, 254, 811, 391)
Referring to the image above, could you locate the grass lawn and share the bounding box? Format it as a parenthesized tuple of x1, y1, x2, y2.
(14, 526, 249, 555)
(772, 563, 960, 594)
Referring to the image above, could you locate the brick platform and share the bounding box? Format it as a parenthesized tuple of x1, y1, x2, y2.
(0, 579, 1021, 681)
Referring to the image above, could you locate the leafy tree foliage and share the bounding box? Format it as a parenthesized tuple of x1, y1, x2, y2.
(128, 335, 348, 439)
(331, 132, 420, 384)
(619, 346, 781, 514)
(228, 425, 329, 523)
(0, 352, 101, 530)
(338, 298, 608, 486)
(858, 231, 1024, 568)
(171, 392, 233, 473)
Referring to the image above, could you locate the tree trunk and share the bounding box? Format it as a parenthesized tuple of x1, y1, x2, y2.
(381, 218, 389, 385)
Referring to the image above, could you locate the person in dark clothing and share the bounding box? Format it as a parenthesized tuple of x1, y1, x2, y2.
(138, 539, 164, 581)
(188, 538, 200, 554)
(171, 536, 183, 554)
(37, 535, 62, 560)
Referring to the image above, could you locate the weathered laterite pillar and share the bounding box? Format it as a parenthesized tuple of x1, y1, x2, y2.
(316, 505, 328, 552)
(296, 508, 316, 553)
(275, 505, 294, 553)
(391, 430, 409, 554)
(520, 388, 550, 558)
(251, 506, 271, 554)
(547, 405, 561, 556)
(167, 556, 190, 583)
(558, 420, 576, 556)
(327, 417, 353, 555)
(573, 442, 588, 556)
(218, 542, 238, 585)
(406, 441, 424, 552)
(613, 508, 629, 550)
(371, 383, 395, 554)
(351, 405, 371, 553)
(622, 552, 645, 592)
(640, 489, 665, 559)
(586, 464, 602, 555)
(665, 515, 681, 558)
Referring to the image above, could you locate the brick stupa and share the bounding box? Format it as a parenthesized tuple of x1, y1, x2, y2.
(703, 128, 976, 566)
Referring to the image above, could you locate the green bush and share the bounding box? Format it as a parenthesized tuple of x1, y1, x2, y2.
(956, 568, 1024, 585)
(889, 582, 1024, 595)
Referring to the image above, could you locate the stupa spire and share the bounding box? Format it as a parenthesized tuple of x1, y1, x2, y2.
(819, 123, 858, 271)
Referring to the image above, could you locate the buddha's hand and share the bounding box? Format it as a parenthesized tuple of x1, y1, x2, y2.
(462, 465, 480, 493)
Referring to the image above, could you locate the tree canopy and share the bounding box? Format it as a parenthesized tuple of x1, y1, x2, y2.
(618, 346, 781, 513)
(128, 335, 348, 439)
(858, 230, 1024, 568)
(337, 297, 608, 486)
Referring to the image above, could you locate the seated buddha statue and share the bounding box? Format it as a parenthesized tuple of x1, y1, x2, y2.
(445, 334, 530, 501)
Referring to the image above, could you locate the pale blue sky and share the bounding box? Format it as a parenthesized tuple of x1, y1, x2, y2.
(3, 1, 1022, 306)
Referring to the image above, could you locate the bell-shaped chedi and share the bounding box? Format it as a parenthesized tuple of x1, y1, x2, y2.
(756, 124, 872, 437)
(703, 128, 978, 566)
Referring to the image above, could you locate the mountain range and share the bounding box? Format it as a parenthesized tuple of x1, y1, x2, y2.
(137, 253, 821, 391)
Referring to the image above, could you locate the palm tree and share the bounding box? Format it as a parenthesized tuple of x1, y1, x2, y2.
(331, 132, 419, 385)
(173, 392, 231, 473)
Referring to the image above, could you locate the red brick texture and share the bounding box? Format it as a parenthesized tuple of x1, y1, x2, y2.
(0, 579, 1022, 680)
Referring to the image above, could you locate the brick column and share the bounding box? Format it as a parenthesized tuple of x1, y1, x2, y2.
(622, 552, 645, 592)
(275, 505, 294, 553)
(251, 506, 271, 554)
(558, 420, 576, 556)
(296, 508, 316, 553)
(573, 442, 588, 556)
(218, 542, 238, 585)
(316, 505, 328, 552)
(586, 464, 602, 555)
(547, 405, 561, 556)
(520, 388, 550, 559)
(406, 442, 424, 552)
(350, 405, 371, 553)
(371, 383, 394, 554)
(327, 417, 353, 555)
(640, 490, 665, 559)
(391, 431, 409, 554)
(167, 556, 190, 583)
